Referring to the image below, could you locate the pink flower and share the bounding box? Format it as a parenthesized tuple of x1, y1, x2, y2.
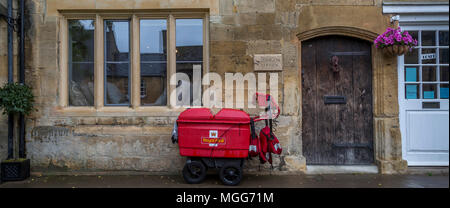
(374, 27, 417, 48)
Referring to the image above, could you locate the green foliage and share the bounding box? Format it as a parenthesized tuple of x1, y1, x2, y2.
(0, 82, 36, 116)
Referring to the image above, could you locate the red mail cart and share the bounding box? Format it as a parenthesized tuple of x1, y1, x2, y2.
(172, 93, 280, 186)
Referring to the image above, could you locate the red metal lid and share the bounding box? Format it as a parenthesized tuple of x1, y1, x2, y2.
(177, 108, 250, 124)
(177, 108, 213, 121)
(214, 109, 250, 123)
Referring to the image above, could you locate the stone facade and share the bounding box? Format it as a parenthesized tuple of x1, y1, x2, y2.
(2, 0, 436, 175)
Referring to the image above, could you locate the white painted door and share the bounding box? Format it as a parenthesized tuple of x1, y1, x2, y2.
(399, 25, 449, 166)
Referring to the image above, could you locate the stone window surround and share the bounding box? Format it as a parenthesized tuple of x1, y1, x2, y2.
(57, 11, 210, 116)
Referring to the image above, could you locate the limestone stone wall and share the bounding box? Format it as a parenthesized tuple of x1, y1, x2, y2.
(15, 0, 305, 174)
(0, 0, 424, 174)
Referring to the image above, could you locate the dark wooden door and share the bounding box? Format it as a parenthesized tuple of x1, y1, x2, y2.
(301, 36, 374, 165)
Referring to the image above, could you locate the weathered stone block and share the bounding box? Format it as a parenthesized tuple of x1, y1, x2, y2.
(237, 13, 258, 25)
(211, 41, 247, 55)
(247, 25, 265, 40)
(282, 71, 299, 116)
(134, 0, 169, 8)
(210, 55, 236, 73)
(46, 0, 96, 16)
(233, 26, 249, 40)
(219, 0, 235, 15)
(256, 13, 276, 25)
(246, 40, 282, 54)
(210, 24, 234, 41)
(275, 0, 297, 12)
(263, 25, 283, 40)
(284, 155, 306, 172)
(234, 0, 275, 14)
(276, 12, 299, 28)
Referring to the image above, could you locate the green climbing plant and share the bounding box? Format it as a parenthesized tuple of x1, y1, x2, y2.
(0, 82, 36, 116)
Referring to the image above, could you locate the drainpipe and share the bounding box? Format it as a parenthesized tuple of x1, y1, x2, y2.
(7, 0, 14, 159)
(18, 0, 25, 158)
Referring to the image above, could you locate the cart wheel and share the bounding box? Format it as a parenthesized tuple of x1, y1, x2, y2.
(182, 160, 207, 184)
(219, 163, 243, 186)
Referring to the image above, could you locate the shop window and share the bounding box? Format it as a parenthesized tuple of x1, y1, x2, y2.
(403, 30, 449, 99)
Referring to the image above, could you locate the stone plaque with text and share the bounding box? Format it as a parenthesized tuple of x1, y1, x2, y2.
(254, 54, 283, 71)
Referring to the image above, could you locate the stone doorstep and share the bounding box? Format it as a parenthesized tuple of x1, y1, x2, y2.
(407, 166, 449, 175)
(305, 165, 379, 175)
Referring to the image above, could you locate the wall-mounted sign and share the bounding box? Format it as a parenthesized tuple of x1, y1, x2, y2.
(421, 53, 436, 60)
(254, 54, 283, 71)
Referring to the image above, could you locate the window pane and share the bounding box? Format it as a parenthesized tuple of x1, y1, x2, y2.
(421, 48, 436, 64)
(405, 67, 418, 82)
(441, 66, 449, 81)
(105, 21, 129, 62)
(105, 20, 130, 106)
(140, 19, 167, 61)
(422, 66, 436, 82)
(405, 48, 418, 64)
(69, 20, 95, 62)
(439, 48, 449, 64)
(176, 19, 203, 106)
(69, 63, 95, 106)
(405, 84, 420, 99)
(439, 31, 449, 46)
(68, 20, 95, 106)
(140, 19, 167, 106)
(105, 63, 130, 105)
(441, 84, 449, 99)
(141, 63, 167, 106)
(423, 84, 437, 99)
(422, 31, 436, 46)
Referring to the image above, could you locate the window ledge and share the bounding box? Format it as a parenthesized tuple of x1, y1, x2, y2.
(51, 106, 186, 117)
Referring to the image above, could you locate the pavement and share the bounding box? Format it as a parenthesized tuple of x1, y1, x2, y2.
(0, 172, 448, 188)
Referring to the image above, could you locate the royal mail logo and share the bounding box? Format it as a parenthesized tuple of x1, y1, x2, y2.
(201, 130, 225, 145)
(209, 130, 218, 138)
(201, 138, 225, 144)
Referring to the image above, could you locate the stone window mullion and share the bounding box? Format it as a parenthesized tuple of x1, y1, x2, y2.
(131, 14, 140, 108)
(95, 14, 104, 109)
(168, 14, 176, 108)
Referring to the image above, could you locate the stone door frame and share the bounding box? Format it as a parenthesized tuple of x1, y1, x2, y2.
(297, 26, 408, 174)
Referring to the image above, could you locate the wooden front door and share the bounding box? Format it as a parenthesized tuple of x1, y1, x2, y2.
(301, 36, 374, 165)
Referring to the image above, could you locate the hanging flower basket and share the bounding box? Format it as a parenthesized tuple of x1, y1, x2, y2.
(382, 45, 411, 56)
(374, 27, 417, 57)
